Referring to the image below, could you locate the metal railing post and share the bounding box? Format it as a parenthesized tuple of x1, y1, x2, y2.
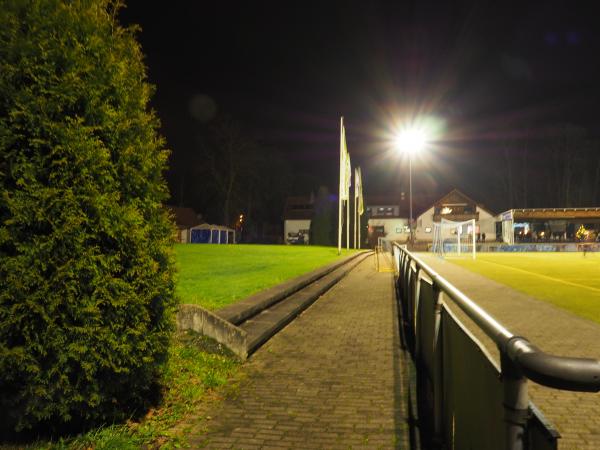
(501, 351, 529, 450)
(432, 286, 444, 447)
(413, 268, 422, 358)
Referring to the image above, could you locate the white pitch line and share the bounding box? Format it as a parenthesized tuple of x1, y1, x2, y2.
(476, 258, 600, 294)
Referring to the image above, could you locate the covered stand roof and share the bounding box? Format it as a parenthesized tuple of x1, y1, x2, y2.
(191, 223, 235, 232)
(505, 208, 600, 221)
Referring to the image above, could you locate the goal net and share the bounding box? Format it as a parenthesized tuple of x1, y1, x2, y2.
(432, 218, 476, 259)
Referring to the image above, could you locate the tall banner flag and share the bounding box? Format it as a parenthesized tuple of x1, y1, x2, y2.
(338, 117, 346, 254)
(354, 167, 358, 248)
(354, 167, 364, 248)
(338, 116, 352, 254)
(357, 167, 364, 216)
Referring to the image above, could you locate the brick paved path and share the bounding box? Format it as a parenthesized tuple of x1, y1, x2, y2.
(188, 256, 410, 449)
(417, 253, 600, 450)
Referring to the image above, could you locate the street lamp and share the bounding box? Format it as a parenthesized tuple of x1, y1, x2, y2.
(395, 127, 427, 245)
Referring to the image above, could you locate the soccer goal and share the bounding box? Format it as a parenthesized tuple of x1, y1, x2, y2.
(432, 218, 476, 259)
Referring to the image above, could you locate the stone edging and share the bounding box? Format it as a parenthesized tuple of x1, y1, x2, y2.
(215, 251, 370, 325)
(176, 250, 371, 359)
(176, 304, 248, 359)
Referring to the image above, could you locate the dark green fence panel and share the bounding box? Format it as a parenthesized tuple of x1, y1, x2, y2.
(441, 306, 506, 449)
(416, 278, 435, 376)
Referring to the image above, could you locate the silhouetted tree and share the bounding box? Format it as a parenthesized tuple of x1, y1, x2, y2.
(310, 186, 336, 246)
(495, 124, 600, 209)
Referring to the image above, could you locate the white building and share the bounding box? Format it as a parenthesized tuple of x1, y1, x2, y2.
(283, 196, 313, 244)
(365, 194, 416, 246)
(415, 189, 497, 242)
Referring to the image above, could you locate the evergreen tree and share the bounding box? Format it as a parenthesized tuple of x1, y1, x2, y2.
(310, 186, 335, 246)
(0, 0, 176, 433)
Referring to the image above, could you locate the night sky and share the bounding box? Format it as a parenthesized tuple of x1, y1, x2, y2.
(120, 1, 600, 213)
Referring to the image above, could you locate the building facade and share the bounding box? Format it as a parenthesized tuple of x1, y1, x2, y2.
(283, 196, 314, 244)
(415, 189, 497, 242)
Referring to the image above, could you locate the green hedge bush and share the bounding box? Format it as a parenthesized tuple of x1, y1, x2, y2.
(0, 0, 177, 434)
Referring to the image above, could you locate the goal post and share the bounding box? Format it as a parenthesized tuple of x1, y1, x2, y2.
(432, 218, 476, 259)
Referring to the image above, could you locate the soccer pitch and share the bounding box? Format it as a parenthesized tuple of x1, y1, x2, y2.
(448, 252, 600, 325)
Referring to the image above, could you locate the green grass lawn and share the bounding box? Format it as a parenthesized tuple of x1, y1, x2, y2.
(175, 244, 358, 310)
(449, 252, 600, 324)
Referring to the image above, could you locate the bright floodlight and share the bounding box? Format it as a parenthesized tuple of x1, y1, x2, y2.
(395, 128, 427, 155)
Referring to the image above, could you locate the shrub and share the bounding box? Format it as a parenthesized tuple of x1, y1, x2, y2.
(0, 0, 177, 434)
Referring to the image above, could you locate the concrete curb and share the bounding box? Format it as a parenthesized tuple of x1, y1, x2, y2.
(175, 250, 372, 359)
(244, 251, 372, 355)
(176, 304, 248, 359)
(215, 250, 371, 325)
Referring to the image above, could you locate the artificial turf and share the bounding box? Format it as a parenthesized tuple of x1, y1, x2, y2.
(448, 252, 600, 325)
(174, 244, 359, 310)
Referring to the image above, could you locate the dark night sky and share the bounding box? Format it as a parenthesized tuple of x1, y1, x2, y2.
(119, 1, 600, 212)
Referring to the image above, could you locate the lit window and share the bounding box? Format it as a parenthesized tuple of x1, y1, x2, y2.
(441, 207, 453, 215)
(425, 227, 432, 233)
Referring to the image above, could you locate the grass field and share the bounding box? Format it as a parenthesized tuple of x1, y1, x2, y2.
(175, 244, 358, 310)
(449, 252, 600, 325)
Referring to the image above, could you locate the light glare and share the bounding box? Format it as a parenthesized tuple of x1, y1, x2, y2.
(395, 128, 427, 155)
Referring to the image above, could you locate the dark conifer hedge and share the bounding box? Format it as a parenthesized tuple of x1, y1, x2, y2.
(0, 0, 176, 433)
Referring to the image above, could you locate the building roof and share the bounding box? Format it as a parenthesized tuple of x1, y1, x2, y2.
(283, 196, 314, 220)
(167, 205, 203, 229)
(190, 223, 235, 231)
(430, 188, 496, 216)
(504, 207, 600, 221)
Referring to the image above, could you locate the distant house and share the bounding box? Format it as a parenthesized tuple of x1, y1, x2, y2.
(415, 189, 496, 242)
(365, 193, 438, 245)
(365, 194, 410, 246)
(283, 195, 314, 244)
(364, 189, 497, 245)
(167, 206, 203, 243)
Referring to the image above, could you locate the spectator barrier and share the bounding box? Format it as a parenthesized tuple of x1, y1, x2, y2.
(393, 244, 600, 450)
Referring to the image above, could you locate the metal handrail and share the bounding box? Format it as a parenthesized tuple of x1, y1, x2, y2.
(395, 244, 600, 392)
(393, 243, 600, 450)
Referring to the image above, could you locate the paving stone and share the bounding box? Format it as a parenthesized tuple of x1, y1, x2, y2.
(186, 256, 410, 448)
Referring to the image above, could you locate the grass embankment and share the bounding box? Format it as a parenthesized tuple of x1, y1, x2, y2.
(449, 252, 600, 324)
(175, 244, 359, 310)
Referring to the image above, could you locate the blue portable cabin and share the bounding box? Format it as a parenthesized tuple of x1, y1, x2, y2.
(190, 223, 236, 244)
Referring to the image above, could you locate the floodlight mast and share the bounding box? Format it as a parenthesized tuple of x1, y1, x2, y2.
(395, 128, 426, 245)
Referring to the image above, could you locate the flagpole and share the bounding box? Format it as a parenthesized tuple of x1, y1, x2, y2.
(358, 208, 361, 249)
(357, 167, 363, 250)
(354, 168, 358, 249)
(346, 198, 350, 250)
(337, 117, 344, 255)
(346, 167, 350, 250)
